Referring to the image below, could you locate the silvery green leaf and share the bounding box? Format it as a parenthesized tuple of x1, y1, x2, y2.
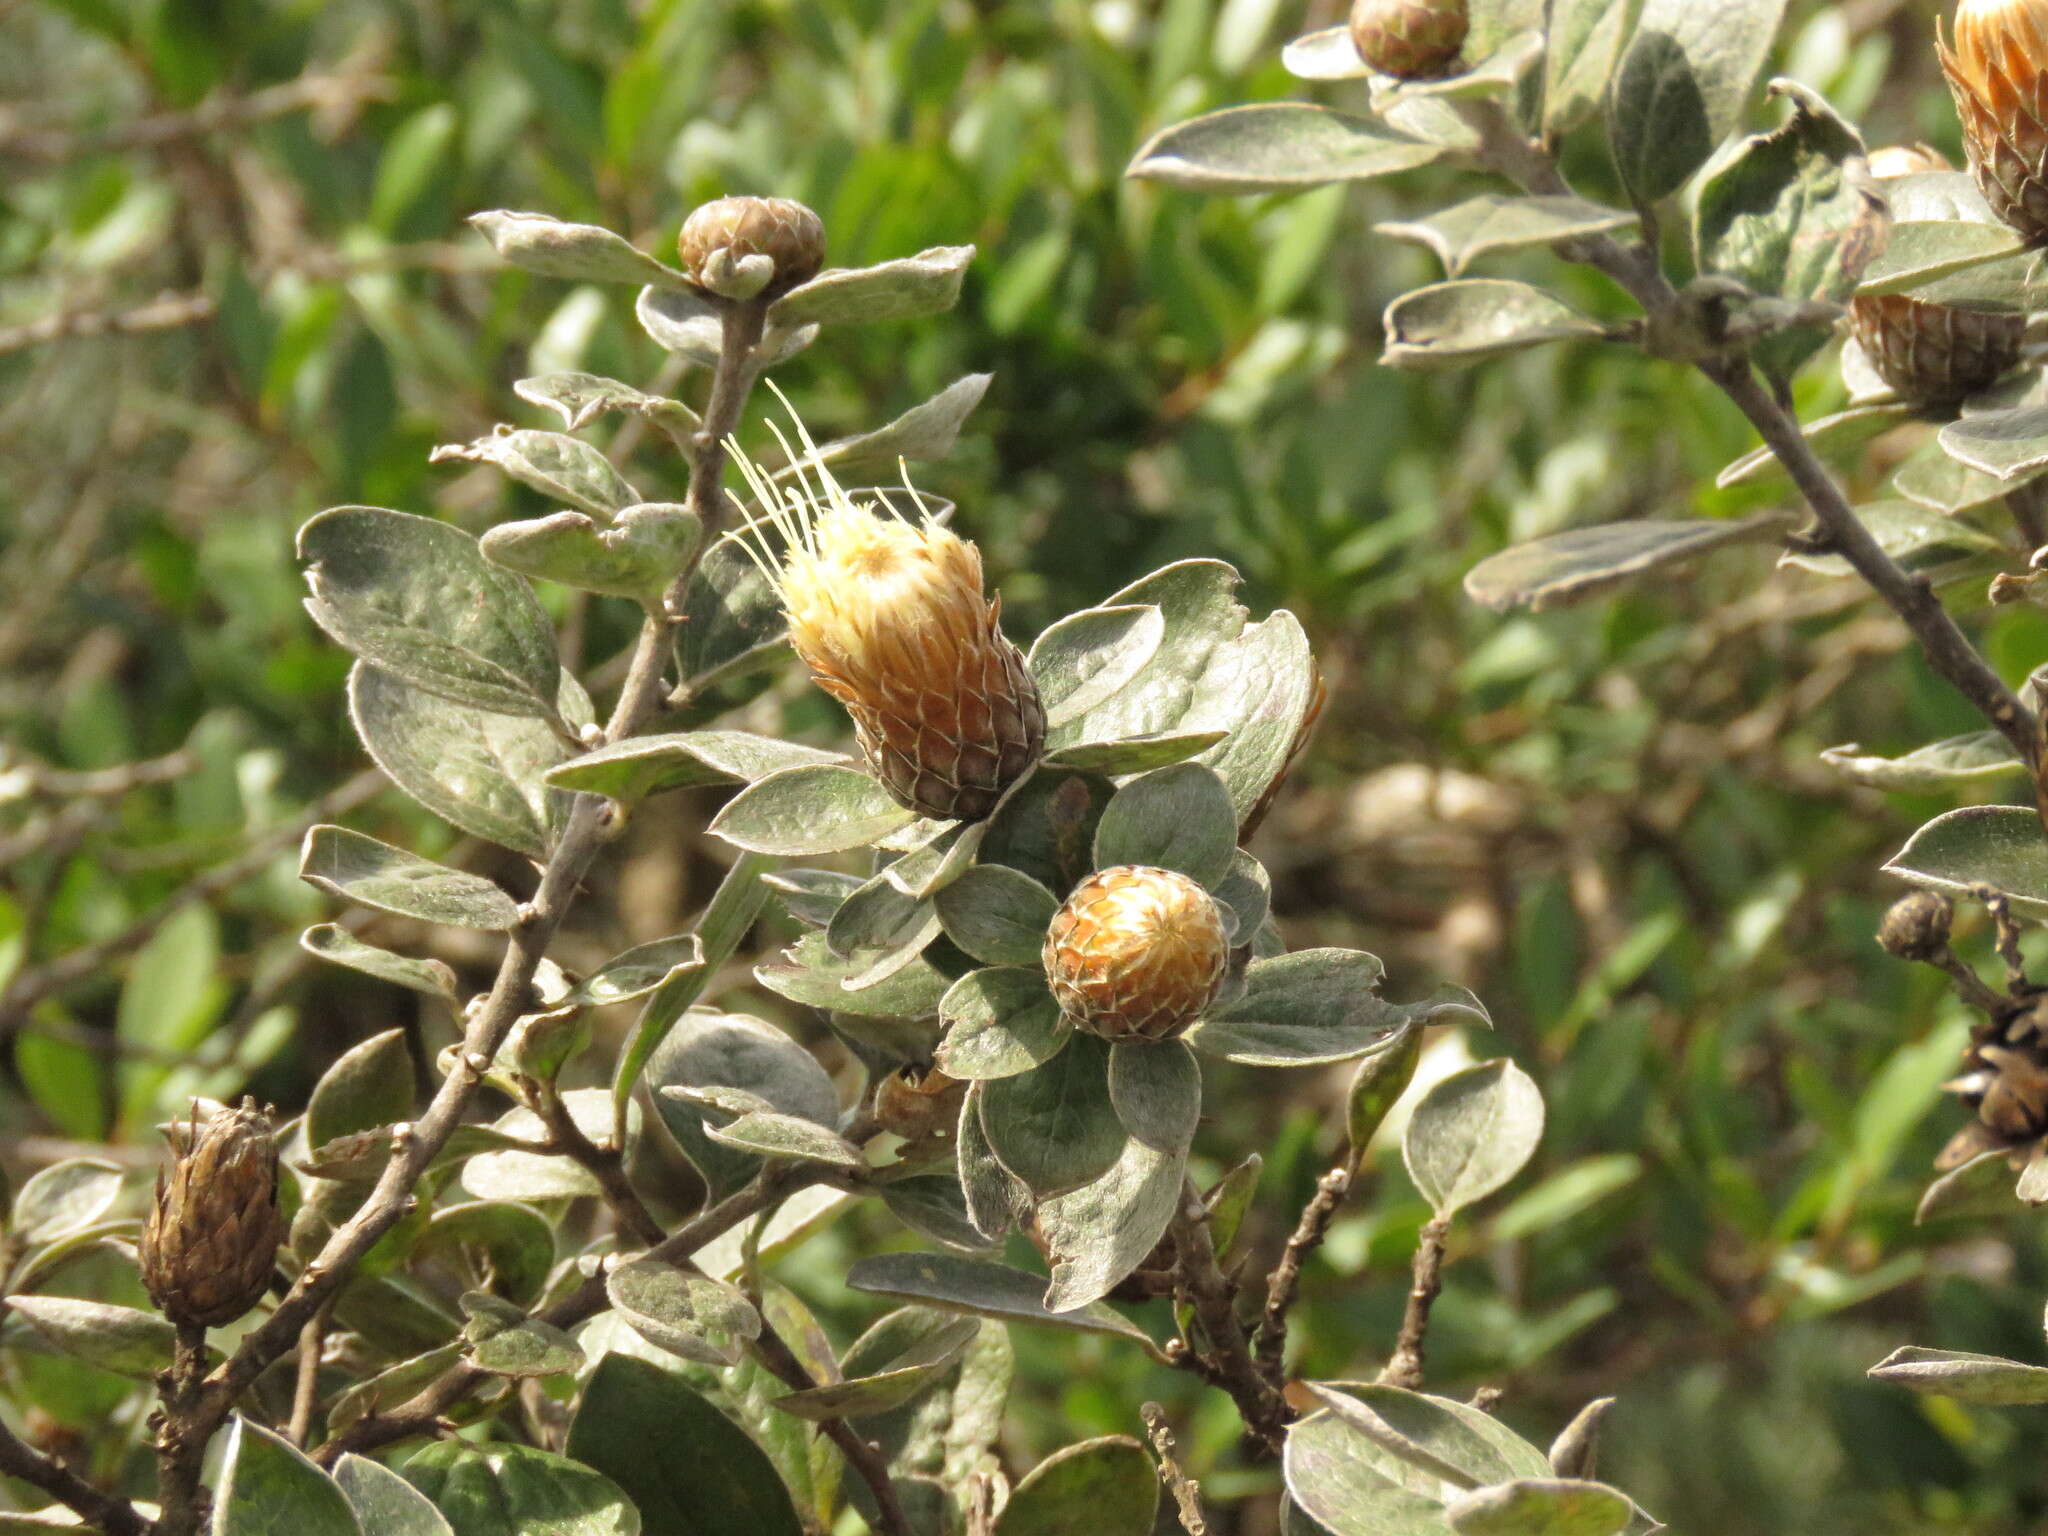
(645, 1010, 841, 1200)
(401, 1440, 641, 1536)
(1044, 729, 1227, 775)
(828, 867, 940, 960)
(1347, 1025, 1425, 1156)
(979, 1034, 1122, 1199)
(1370, 32, 1545, 108)
(302, 924, 458, 1001)
(1868, 1346, 2048, 1403)
(299, 506, 560, 720)
(416, 1200, 555, 1308)
(325, 1345, 465, 1437)
(1693, 82, 1880, 385)
(5, 1295, 177, 1378)
(461, 1291, 586, 1378)
(1028, 604, 1166, 728)
(936, 969, 1069, 1080)
(844, 1252, 1155, 1343)
(882, 819, 985, 900)
(333, 1453, 457, 1536)
(1192, 949, 1487, 1065)
(877, 1171, 999, 1253)
(1036, 1132, 1187, 1312)
(306, 1028, 413, 1149)
(480, 505, 701, 601)
(1383, 281, 1605, 370)
(1404, 1059, 1546, 1216)
(1462, 514, 1789, 613)
(1212, 851, 1272, 941)
(1546, 1399, 1614, 1480)
(935, 865, 1060, 967)
(635, 285, 820, 368)
(1879, 170, 2001, 224)
(711, 764, 916, 855)
(565, 935, 704, 1008)
(767, 246, 976, 329)
(764, 868, 866, 928)
(8, 1160, 123, 1246)
(698, 1104, 864, 1168)
(1607, 0, 1789, 205)
(756, 932, 949, 1024)
(471, 209, 686, 289)
(1546, 0, 1647, 133)
(607, 1258, 761, 1368)
(1379, 195, 1639, 279)
(995, 1435, 1159, 1536)
(213, 1417, 363, 1536)
(958, 1083, 1024, 1238)
(1857, 221, 2025, 297)
(461, 1090, 631, 1202)
(1717, 402, 1911, 489)
(430, 428, 637, 517)
(1106, 1040, 1201, 1153)
(1282, 25, 1372, 78)
(1940, 404, 2048, 482)
(299, 826, 519, 930)
(1894, 439, 2039, 513)
(545, 730, 843, 803)
(349, 663, 571, 858)
(1126, 104, 1445, 193)
(772, 1314, 981, 1420)
(1819, 732, 2024, 789)
(513, 372, 698, 436)
(1299, 1383, 1551, 1500)
(1443, 1478, 1634, 1536)
(1284, 1408, 1448, 1536)
(1777, 500, 2003, 576)
(1885, 805, 2048, 918)
(801, 373, 993, 475)
(1093, 761, 1238, 885)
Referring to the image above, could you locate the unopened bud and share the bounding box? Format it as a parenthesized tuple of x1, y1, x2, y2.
(1940, 0, 2048, 244)
(141, 1100, 286, 1329)
(1848, 292, 2025, 404)
(1349, 0, 1468, 79)
(1043, 866, 1229, 1044)
(730, 442, 1045, 821)
(1878, 889, 1956, 961)
(677, 196, 825, 298)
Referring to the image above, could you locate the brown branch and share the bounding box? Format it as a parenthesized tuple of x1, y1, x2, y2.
(1168, 1180, 1289, 1453)
(1378, 1214, 1452, 1391)
(0, 1414, 151, 1536)
(0, 291, 216, 357)
(665, 295, 769, 625)
(1140, 1402, 1210, 1536)
(0, 746, 199, 800)
(0, 73, 397, 163)
(749, 1327, 915, 1536)
(154, 1322, 213, 1536)
(287, 1299, 334, 1449)
(1254, 1166, 1352, 1383)
(534, 1088, 665, 1249)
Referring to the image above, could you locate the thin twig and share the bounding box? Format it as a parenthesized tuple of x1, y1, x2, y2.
(1975, 886, 2032, 991)
(1168, 1180, 1289, 1453)
(665, 296, 768, 621)
(1140, 1402, 1210, 1536)
(287, 1299, 334, 1449)
(0, 746, 199, 801)
(535, 1087, 665, 1249)
(155, 1321, 213, 1536)
(0, 72, 397, 162)
(0, 1414, 152, 1536)
(1255, 1166, 1352, 1383)
(749, 1326, 916, 1536)
(0, 291, 216, 357)
(1378, 1214, 1452, 1391)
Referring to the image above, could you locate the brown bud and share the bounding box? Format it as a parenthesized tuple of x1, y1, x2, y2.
(141, 1100, 286, 1329)
(1867, 143, 1954, 178)
(1848, 291, 2025, 404)
(1940, 0, 2048, 245)
(677, 196, 825, 297)
(1043, 865, 1229, 1045)
(874, 1064, 968, 1143)
(1876, 889, 1956, 961)
(1349, 0, 1468, 79)
(732, 445, 1045, 821)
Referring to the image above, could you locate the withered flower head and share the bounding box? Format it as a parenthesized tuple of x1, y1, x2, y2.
(728, 420, 1045, 821)
(1043, 865, 1230, 1044)
(141, 1099, 286, 1329)
(1940, 0, 2048, 244)
(1877, 889, 1957, 962)
(1849, 291, 2026, 405)
(1348, 0, 1468, 79)
(677, 196, 825, 298)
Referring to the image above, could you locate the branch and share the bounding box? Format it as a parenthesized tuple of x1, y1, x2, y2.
(665, 296, 769, 620)
(155, 1322, 213, 1536)
(1378, 1214, 1451, 1391)
(0, 1415, 151, 1536)
(748, 1327, 915, 1536)
(1167, 1180, 1289, 1453)
(1254, 1166, 1352, 1383)
(535, 1087, 665, 1249)
(0, 72, 397, 163)
(1140, 1402, 1210, 1536)
(0, 291, 215, 357)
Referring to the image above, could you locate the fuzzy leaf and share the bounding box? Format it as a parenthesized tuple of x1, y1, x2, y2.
(1044, 729, 1228, 774)
(710, 765, 916, 855)
(1463, 515, 1788, 612)
(1607, 0, 1789, 205)
(1036, 1133, 1186, 1312)
(1868, 1346, 2048, 1404)
(978, 1034, 1122, 1200)
(994, 1436, 1159, 1536)
(479, 506, 701, 601)
(755, 931, 949, 1025)
(566, 935, 705, 1008)
(1858, 222, 2025, 296)
(935, 866, 1060, 968)
(844, 1253, 1154, 1342)
(212, 1417, 363, 1536)
(1092, 761, 1237, 885)
(1940, 405, 2048, 482)
(307, 1028, 413, 1150)
(9, 1160, 123, 1245)
(937, 969, 1069, 1080)
(1126, 104, 1445, 193)
(299, 826, 519, 930)
(471, 210, 686, 289)
(1444, 1478, 1635, 1536)
(461, 1292, 586, 1378)
(402, 1440, 641, 1536)
(636, 285, 819, 368)
(645, 1010, 841, 1200)
(1383, 281, 1605, 370)
(301, 925, 458, 1001)
(513, 372, 698, 436)
(5, 1296, 177, 1378)
(333, 1454, 456, 1536)
(767, 246, 976, 329)
(1380, 195, 1639, 278)
(1028, 605, 1166, 728)
(429, 429, 637, 518)
(1819, 732, 2024, 789)
(1404, 1060, 1546, 1216)
(1192, 950, 1487, 1066)
(1106, 1040, 1201, 1153)
(1546, 0, 1647, 133)
(772, 1314, 981, 1420)
(546, 731, 842, 803)
(606, 1259, 761, 1368)
(804, 373, 993, 474)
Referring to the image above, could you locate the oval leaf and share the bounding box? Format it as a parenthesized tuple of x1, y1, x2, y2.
(994, 1436, 1159, 1536)
(1403, 1060, 1546, 1217)
(1884, 805, 2048, 918)
(299, 826, 519, 930)
(1383, 281, 1604, 370)
(1127, 104, 1444, 193)
(710, 764, 917, 855)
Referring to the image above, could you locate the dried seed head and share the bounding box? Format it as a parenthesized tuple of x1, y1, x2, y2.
(1877, 889, 1957, 961)
(1941, 0, 2048, 244)
(141, 1099, 286, 1329)
(1867, 142, 1955, 177)
(677, 196, 825, 297)
(1349, 0, 1468, 79)
(874, 1063, 967, 1142)
(1848, 291, 2025, 403)
(1043, 865, 1229, 1044)
(727, 421, 1045, 821)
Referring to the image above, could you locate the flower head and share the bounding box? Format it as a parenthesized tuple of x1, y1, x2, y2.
(1043, 865, 1230, 1044)
(677, 196, 825, 298)
(141, 1099, 286, 1329)
(1940, 0, 2048, 243)
(728, 420, 1045, 820)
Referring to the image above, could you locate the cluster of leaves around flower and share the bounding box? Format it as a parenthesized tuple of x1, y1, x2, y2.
(1131, 0, 2048, 1503)
(0, 206, 1661, 1535)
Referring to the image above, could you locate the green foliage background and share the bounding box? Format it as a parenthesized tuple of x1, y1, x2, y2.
(5, 0, 2048, 1530)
